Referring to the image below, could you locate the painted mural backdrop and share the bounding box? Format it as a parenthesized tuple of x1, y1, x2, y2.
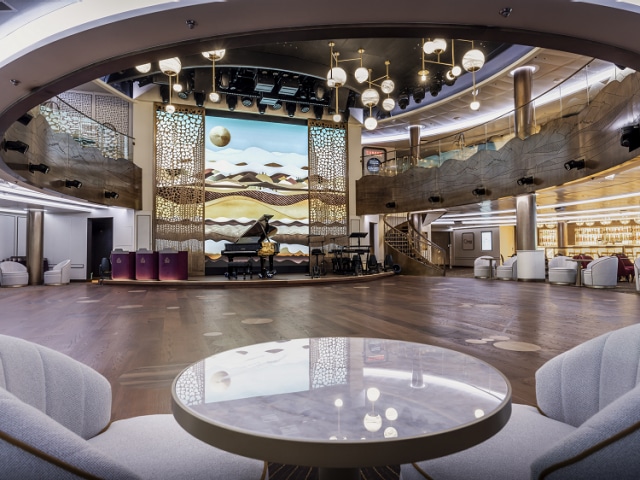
(204, 115, 309, 266)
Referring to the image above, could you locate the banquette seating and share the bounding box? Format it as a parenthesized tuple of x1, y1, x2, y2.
(43, 259, 71, 285)
(495, 255, 517, 280)
(473, 255, 496, 279)
(547, 255, 578, 285)
(401, 323, 640, 480)
(581, 256, 618, 288)
(0, 261, 29, 287)
(0, 334, 267, 479)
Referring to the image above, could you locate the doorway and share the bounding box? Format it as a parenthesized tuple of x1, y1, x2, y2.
(87, 218, 113, 281)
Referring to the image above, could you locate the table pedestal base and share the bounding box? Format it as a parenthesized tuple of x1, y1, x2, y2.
(319, 467, 360, 480)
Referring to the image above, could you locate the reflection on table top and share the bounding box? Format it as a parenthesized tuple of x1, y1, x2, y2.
(172, 337, 511, 468)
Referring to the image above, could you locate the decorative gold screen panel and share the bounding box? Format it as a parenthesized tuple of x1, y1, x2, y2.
(154, 104, 205, 275)
(308, 120, 348, 238)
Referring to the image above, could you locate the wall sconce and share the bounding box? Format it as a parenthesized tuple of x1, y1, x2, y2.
(385, 201, 396, 208)
(104, 191, 119, 199)
(564, 159, 585, 170)
(620, 124, 640, 152)
(517, 176, 534, 186)
(65, 179, 82, 188)
(2, 140, 29, 154)
(472, 187, 486, 196)
(28, 163, 50, 174)
(428, 195, 442, 203)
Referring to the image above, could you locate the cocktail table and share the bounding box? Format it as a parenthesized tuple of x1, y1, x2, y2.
(172, 337, 511, 480)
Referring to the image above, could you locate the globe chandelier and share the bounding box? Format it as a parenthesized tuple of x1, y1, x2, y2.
(202, 49, 226, 103)
(159, 57, 182, 113)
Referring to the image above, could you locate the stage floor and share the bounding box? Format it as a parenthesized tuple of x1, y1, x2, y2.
(101, 270, 396, 288)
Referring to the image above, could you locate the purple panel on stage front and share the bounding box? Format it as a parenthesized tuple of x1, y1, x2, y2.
(111, 251, 136, 280)
(135, 251, 159, 280)
(159, 251, 188, 280)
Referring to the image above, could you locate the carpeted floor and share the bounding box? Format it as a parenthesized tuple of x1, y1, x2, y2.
(268, 463, 401, 479)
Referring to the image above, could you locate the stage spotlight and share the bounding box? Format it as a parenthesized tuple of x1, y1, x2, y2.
(428, 195, 441, 203)
(241, 96, 253, 107)
(517, 176, 534, 186)
(2, 140, 29, 154)
(104, 191, 119, 199)
(313, 105, 324, 120)
(564, 159, 585, 170)
(65, 179, 82, 188)
(28, 163, 49, 174)
(270, 101, 282, 111)
(18, 113, 34, 126)
(299, 103, 310, 114)
(285, 102, 296, 117)
(412, 87, 426, 104)
(257, 103, 267, 115)
(472, 187, 486, 196)
(226, 95, 237, 111)
(398, 92, 410, 110)
(385, 201, 396, 208)
(193, 92, 205, 107)
(620, 124, 640, 152)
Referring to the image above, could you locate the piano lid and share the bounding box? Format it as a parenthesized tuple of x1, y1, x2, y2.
(233, 214, 277, 244)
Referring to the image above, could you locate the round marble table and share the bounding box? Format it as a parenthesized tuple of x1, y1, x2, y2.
(172, 337, 511, 480)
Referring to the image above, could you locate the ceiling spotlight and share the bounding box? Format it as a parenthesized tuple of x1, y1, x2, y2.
(226, 95, 237, 111)
(398, 91, 410, 110)
(428, 195, 442, 203)
(499, 7, 513, 17)
(241, 96, 253, 107)
(2, 140, 29, 154)
(285, 102, 296, 117)
(472, 187, 486, 196)
(299, 103, 310, 114)
(413, 87, 426, 104)
(564, 159, 586, 170)
(620, 124, 640, 152)
(257, 103, 267, 115)
(104, 191, 119, 199)
(65, 179, 82, 188)
(193, 92, 205, 107)
(18, 113, 34, 126)
(385, 201, 396, 208)
(313, 105, 324, 120)
(517, 176, 534, 186)
(28, 163, 49, 174)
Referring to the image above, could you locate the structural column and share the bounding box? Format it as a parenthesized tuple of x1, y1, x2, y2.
(513, 66, 535, 140)
(515, 194, 545, 280)
(26, 208, 44, 285)
(408, 125, 421, 167)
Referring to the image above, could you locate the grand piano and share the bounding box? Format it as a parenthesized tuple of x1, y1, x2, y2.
(221, 214, 280, 279)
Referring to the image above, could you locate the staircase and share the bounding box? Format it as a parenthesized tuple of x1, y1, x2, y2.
(383, 214, 446, 276)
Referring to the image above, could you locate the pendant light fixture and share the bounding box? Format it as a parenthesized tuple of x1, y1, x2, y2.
(202, 49, 226, 103)
(159, 57, 182, 113)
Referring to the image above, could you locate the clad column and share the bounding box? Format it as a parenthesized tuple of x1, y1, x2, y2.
(513, 66, 535, 140)
(557, 221, 568, 255)
(408, 125, 421, 167)
(516, 194, 545, 280)
(26, 208, 44, 285)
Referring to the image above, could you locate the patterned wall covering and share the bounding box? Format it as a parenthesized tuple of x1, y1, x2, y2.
(308, 120, 349, 239)
(154, 104, 205, 275)
(310, 337, 349, 389)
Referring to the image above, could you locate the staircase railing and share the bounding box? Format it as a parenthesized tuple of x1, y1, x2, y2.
(383, 214, 446, 275)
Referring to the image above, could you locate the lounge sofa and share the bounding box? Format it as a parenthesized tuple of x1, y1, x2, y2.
(401, 323, 640, 480)
(0, 334, 267, 479)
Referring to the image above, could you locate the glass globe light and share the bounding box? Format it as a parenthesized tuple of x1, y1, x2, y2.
(209, 91, 221, 103)
(364, 116, 377, 130)
(382, 97, 396, 111)
(326, 67, 347, 88)
(202, 49, 226, 61)
(159, 57, 182, 76)
(381, 78, 395, 94)
(135, 63, 151, 73)
(423, 41, 436, 55)
(451, 65, 462, 77)
(470, 99, 480, 111)
(432, 38, 447, 54)
(173, 83, 183, 93)
(361, 88, 380, 107)
(165, 104, 176, 114)
(384, 427, 398, 438)
(354, 66, 369, 83)
(366, 387, 381, 402)
(462, 49, 485, 72)
(333, 113, 342, 122)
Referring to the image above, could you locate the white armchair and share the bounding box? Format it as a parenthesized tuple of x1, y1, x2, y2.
(548, 255, 578, 285)
(495, 256, 517, 280)
(0, 261, 29, 287)
(473, 256, 496, 279)
(402, 323, 640, 480)
(581, 256, 618, 288)
(44, 259, 71, 285)
(0, 334, 267, 479)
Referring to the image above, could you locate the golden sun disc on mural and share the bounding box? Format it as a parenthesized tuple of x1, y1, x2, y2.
(209, 126, 231, 147)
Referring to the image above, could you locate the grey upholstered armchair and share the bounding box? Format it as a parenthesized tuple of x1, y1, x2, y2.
(0, 334, 267, 479)
(401, 323, 640, 480)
